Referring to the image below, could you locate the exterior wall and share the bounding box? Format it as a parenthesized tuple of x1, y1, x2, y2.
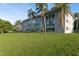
(65, 13, 74, 33)
(22, 20, 32, 32)
(22, 17, 42, 32)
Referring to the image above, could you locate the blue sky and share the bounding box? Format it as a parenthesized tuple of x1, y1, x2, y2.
(0, 3, 79, 25)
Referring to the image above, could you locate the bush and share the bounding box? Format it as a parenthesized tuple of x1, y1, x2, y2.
(3, 31, 8, 33)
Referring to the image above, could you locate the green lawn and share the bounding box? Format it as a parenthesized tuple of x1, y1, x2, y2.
(0, 32, 79, 56)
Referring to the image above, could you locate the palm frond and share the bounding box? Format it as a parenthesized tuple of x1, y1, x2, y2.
(27, 8, 36, 19)
(36, 3, 48, 14)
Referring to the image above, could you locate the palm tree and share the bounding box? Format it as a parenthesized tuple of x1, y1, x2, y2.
(54, 3, 70, 31)
(28, 8, 36, 32)
(36, 3, 48, 33)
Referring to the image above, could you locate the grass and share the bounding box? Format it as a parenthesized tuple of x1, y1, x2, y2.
(0, 32, 79, 56)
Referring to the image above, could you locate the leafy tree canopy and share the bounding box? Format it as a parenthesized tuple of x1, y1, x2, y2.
(0, 19, 12, 33)
(74, 12, 79, 17)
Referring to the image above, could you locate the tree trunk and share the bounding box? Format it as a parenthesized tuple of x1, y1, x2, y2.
(32, 20, 34, 32)
(41, 19, 43, 32)
(57, 9, 64, 32)
(31, 17, 34, 32)
(57, 10, 62, 32)
(44, 16, 47, 33)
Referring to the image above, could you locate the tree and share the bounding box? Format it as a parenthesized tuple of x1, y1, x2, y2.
(36, 3, 48, 33)
(74, 12, 79, 17)
(54, 3, 70, 31)
(15, 20, 21, 26)
(0, 19, 12, 33)
(28, 8, 36, 32)
(14, 20, 22, 31)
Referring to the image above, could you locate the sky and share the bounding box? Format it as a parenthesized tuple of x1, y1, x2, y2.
(0, 3, 79, 25)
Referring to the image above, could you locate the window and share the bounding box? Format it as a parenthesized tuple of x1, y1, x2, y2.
(52, 14, 55, 19)
(52, 28, 55, 31)
(66, 27, 68, 30)
(46, 27, 55, 32)
(49, 14, 51, 19)
(35, 23, 39, 26)
(49, 21, 51, 26)
(46, 21, 49, 26)
(52, 23, 54, 26)
(23, 26, 25, 28)
(46, 16, 48, 20)
(33, 20, 35, 23)
(36, 18, 39, 21)
(66, 19, 68, 23)
(28, 24, 31, 27)
(46, 20, 54, 26)
(51, 20, 54, 26)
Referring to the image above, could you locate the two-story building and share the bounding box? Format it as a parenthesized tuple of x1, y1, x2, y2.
(20, 8, 74, 33)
